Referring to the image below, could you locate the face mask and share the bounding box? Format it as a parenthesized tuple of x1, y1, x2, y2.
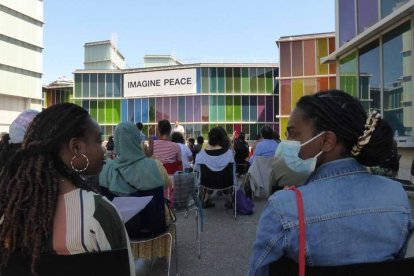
(274, 132, 325, 175)
(270, 157, 311, 188)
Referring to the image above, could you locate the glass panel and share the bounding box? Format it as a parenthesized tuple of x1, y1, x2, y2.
(209, 96, 218, 122)
(156, 98, 163, 122)
(201, 68, 209, 93)
(170, 97, 178, 122)
(90, 74, 97, 97)
(225, 96, 233, 122)
(196, 68, 201, 94)
(280, 42, 291, 77)
(329, 77, 336, 89)
(114, 74, 121, 97)
(292, 41, 303, 76)
(242, 96, 249, 122)
(304, 39, 316, 76)
(257, 68, 266, 93)
(75, 74, 81, 98)
(265, 95, 273, 122)
(329, 38, 336, 74)
(193, 124, 201, 139)
(218, 96, 225, 122)
(265, 68, 273, 94)
(292, 79, 303, 106)
(250, 124, 258, 140)
(273, 95, 279, 121)
(225, 68, 233, 93)
(128, 99, 134, 122)
(202, 95, 209, 122)
(82, 74, 89, 98)
(186, 96, 194, 122)
(234, 96, 241, 122)
(359, 40, 380, 111)
(186, 124, 194, 139)
(383, 21, 412, 136)
(201, 124, 209, 138)
(280, 79, 291, 116)
(250, 96, 257, 122)
(317, 78, 329, 91)
(242, 124, 250, 140)
(90, 100, 97, 121)
(163, 97, 170, 120)
(357, 0, 378, 34)
(257, 97, 265, 122)
(106, 74, 113, 97)
(194, 96, 201, 122)
(218, 68, 225, 93)
(304, 78, 317, 95)
(98, 74, 105, 97)
(82, 100, 89, 112)
(381, 0, 409, 18)
(317, 38, 329, 75)
(234, 68, 241, 93)
(74, 99, 82, 107)
(121, 100, 128, 122)
(98, 100, 105, 124)
(113, 100, 121, 123)
(249, 68, 258, 93)
(273, 69, 279, 94)
(178, 97, 185, 122)
(106, 100, 113, 124)
(149, 98, 156, 123)
(339, 52, 358, 97)
(134, 99, 142, 123)
(142, 98, 149, 123)
(241, 68, 249, 93)
(339, 0, 356, 46)
(209, 68, 217, 93)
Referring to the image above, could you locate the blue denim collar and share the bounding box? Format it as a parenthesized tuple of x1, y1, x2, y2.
(305, 157, 367, 184)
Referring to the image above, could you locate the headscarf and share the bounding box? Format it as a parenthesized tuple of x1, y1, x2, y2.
(9, 110, 39, 144)
(99, 122, 164, 195)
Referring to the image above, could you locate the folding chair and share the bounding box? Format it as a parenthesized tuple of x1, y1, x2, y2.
(173, 171, 203, 259)
(197, 163, 237, 220)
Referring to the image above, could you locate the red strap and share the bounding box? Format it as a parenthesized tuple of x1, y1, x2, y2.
(289, 186, 305, 276)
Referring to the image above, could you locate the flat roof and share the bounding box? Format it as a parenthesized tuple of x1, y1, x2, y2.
(276, 32, 335, 45)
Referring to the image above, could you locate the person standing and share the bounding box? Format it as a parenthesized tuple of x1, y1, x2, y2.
(172, 121, 185, 136)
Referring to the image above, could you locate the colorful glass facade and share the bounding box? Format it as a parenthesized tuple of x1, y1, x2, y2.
(73, 65, 279, 141)
(277, 33, 336, 139)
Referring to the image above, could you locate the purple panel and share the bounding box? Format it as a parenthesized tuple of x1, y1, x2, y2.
(194, 96, 201, 122)
(185, 96, 194, 122)
(156, 97, 163, 122)
(258, 96, 265, 122)
(358, 0, 378, 34)
(265, 96, 273, 122)
(339, 0, 356, 46)
(202, 95, 209, 122)
(163, 97, 170, 120)
(170, 97, 178, 122)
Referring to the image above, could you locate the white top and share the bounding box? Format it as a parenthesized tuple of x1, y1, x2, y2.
(173, 124, 185, 135)
(178, 143, 193, 169)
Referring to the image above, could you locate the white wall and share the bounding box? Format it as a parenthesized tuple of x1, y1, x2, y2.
(0, 40, 41, 73)
(0, 0, 43, 23)
(0, 69, 42, 99)
(0, 94, 29, 133)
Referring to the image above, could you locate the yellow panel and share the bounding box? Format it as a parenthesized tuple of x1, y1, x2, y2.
(280, 117, 289, 140)
(317, 38, 329, 75)
(291, 79, 304, 110)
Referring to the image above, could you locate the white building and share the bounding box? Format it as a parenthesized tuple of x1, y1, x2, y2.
(84, 40, 125, 70)
(0, 0, 43, 133)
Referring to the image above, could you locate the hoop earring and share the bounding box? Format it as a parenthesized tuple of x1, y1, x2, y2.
(71, 154, 89, 173)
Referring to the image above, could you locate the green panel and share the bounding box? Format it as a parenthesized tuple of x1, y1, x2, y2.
(98, 100, 105, 124)
(217, 96, 225, 122)
(225, 124, 233, 135)
(106, 100, 113, 123)
(201, 68, 209, 93)
(74, 99, 82, 107)
(225, 68, 233, 93)
(339, 52, 358, 97)
(218, 68, 225, 93)
(317, 38, 329, 75)
(225, 96, 233, 122)
(257, 68, 266, 93)
(113, 99, 121, 123)
(265, 69, 273, 94)
(234, 68, 241, 93)
(249, 68, 257, 93)
(209, 68, 217, 93)
(209, 96, 218, 122)
(234, 96, 241, 122)
(250, 124, 258, 140)
(82, 74, 89, 98)
(90, 100, 98, 121)
(242, 68, 249, 93)
(75, 74, 81, 98)
(149, 98, 156, 123)
(202, 124, 209, 138)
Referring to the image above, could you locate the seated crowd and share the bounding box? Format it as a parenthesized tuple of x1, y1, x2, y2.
(0, 89, 412, 276)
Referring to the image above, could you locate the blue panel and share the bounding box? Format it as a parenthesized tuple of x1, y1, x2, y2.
(82, 100, 89, 112)
(242, 96, 249, 121)
(121, 99, 128, 122)
(114, 74, 121, 97)
(178, 96, 186, 122)
(134, 99, 142, 123)
(249, 96, 257, 122)
(196, 68, 201, 94)
(142, 98, 149, 123)
(128, 99, 134, 122)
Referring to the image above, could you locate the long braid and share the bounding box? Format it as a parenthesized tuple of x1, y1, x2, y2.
(0, 103, 95, 274)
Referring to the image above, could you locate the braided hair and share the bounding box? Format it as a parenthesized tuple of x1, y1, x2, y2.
(0, 103, 96, 274)
(296, 90, 393, 166)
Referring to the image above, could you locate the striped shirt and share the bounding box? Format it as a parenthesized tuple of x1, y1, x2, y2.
(53, 189, 134, 275)
(153, 139, 182, 164)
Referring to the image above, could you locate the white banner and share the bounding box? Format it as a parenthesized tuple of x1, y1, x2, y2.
(124, 69, 197, 97)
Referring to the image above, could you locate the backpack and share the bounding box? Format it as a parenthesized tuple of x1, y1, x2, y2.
(236, 189, 254, 215)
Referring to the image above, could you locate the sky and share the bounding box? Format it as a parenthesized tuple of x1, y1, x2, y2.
(43, 0, 335, 84)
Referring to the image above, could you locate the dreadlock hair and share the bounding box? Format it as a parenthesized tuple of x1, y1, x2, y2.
(0, 103, 97, 274)
(296, 90, 393, 167)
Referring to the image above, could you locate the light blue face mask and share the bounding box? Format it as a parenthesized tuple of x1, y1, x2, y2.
(275, 132, 325, 175)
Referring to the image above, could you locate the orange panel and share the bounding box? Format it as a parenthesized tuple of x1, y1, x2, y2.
(280, 80, 292, 116)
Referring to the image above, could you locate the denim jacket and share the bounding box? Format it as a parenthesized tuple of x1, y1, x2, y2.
(248, 158, 413, 276)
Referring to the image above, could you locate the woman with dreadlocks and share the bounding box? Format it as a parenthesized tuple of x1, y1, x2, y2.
(0, 103, 134, 275)
(249, 90, 412, 276)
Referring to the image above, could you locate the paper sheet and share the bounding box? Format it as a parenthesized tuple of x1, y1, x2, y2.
(112, 196, 153, 223)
